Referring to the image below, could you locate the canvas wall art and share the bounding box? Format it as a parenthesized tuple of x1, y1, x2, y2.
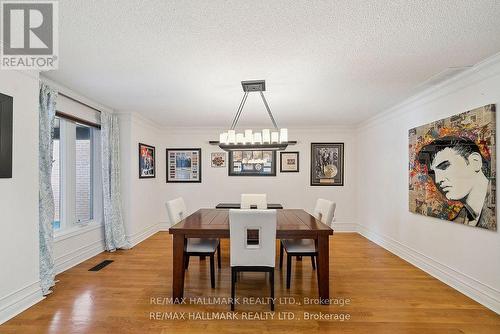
(139, 143, 155, 178)
(409, 104, 496, 231)
(166, 148, 201, 183)
(310, 143, 344, 186)
(229, 150, 276, 176)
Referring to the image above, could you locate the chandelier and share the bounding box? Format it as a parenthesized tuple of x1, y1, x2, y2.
(215, 80, 293, 151)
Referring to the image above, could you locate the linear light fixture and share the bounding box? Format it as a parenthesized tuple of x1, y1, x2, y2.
(214, 80, 294, 151)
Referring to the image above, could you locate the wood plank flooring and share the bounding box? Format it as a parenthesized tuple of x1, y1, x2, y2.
(1, 233, 499, 334)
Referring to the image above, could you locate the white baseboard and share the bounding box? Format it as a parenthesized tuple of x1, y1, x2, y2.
(55, 239, 106, 275)
(331, 221, 358, 232)
(127, 223, 162, 247)
(357, 223, 500, 314)
(157, 222, 170, 231)
(0, 281, 44, 325)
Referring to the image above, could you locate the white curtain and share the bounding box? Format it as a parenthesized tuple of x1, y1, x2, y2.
(39, 82, 58, 295)
(100, 111, 130, 251)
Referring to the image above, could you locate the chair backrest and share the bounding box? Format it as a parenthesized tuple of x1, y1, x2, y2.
(241, 193, 267, 209)
(229, 209, 276, 267)
(165, 197, 187, 226)
(313, 198, 336, 226)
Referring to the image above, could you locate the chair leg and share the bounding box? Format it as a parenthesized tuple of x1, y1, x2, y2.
(217, 243, 221, 269)
(311, 255, 316, 270)
(210, 254, 215, 288)
(286, 254, 292, 289)
(231, 268, 236, 311)
(184, 255, 190, 270)
(270, 269, 275, 311)
(279, 241, 284, 269)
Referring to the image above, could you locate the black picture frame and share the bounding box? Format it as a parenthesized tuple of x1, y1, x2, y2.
(228, 150, 276, 176)
(280, 151, 300, 173)
(138, 143, 156, 179)
(0, 93, 13, 179)
(166, 148, 202, 183)
(310, 143, 344, 186)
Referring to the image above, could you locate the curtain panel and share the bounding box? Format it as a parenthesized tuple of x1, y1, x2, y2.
(101, 111, 130, 251)
(39, 83, 58, 295)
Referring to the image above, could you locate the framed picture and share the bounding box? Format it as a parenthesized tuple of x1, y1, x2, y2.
(280, 151, 299, 172)
(311, 143, 344, 186)
(409, 104, 496, 231)
(166, 148, 202, 183)
(138, 143, 155, 178)
(0, 93, 13, 179)
(211, 152, 226, 167)
(229, 150, 276, 176)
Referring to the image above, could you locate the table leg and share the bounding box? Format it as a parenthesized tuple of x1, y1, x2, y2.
(316, 234, 330, 304)
(172, 234, 186, 301)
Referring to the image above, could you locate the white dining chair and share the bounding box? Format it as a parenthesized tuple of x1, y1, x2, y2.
(241, 193, 267, 209)
(166, 197, 221, 288)
(229, 209, 276, 311)
(280, 198, 335, 289)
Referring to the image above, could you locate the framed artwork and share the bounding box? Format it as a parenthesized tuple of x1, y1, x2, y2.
(229, 150, 276, 176)
(138, 143, 155, 178)
(166, 148, 201, 183)
(409, 104, 496, 231)
(0, 92, 13, 179)
(211, 152, 226, 167)
(311, 143, 344, 186)
(280, 151, 299, 172)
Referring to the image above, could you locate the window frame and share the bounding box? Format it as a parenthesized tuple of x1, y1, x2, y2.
(53, 116, 103, 236)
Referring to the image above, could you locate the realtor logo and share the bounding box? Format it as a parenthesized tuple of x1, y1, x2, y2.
(1, 0, 58, 70)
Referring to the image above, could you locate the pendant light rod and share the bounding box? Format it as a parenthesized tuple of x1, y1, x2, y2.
(230, 91, 248, 130)
(259, 91, 278, 130)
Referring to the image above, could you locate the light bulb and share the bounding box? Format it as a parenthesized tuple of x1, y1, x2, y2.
(253, 132, 262, 144)
(262, 129, 271, 143)
(236, 133, 244, 144)
(228, 130, 236, 144)
(271, 131, 279, 143)
(244, 129, 253, 144)
(219, 132, 228, 144)
(279, 128, 288, 143)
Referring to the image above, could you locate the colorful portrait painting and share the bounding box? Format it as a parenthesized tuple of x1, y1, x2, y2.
(139, 143, 155, 178)
(409, 104, 496, 231)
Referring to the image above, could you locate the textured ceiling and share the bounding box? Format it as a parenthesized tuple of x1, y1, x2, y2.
(44, 0, 500, 127)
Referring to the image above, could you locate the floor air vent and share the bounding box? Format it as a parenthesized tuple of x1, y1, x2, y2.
(89, 260, 114, 271)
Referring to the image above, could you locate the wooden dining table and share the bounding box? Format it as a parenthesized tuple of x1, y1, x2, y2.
(168, 208, 334, 303)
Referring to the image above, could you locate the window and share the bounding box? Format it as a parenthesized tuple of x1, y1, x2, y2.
(75, 123, 93, 223)
(51, 118, 61, 230)
(52, 117, 102, 233)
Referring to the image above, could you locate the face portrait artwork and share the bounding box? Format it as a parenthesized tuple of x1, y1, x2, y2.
(409, 104, 496, 231)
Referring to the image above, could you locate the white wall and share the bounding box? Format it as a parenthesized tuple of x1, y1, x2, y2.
(0, 70, 43, 323)
(357, 55, 500, 313)
(118, 113, 165, 245)
(158, 127, 357, 231)
(117, 111, 358, 236)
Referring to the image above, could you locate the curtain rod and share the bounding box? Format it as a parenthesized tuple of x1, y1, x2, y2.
(58, 92, 102, 114)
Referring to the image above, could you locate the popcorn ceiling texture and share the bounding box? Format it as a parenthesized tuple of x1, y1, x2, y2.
(45, 0, 500, 126)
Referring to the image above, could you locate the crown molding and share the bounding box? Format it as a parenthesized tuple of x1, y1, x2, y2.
(357, 51, 500, 131)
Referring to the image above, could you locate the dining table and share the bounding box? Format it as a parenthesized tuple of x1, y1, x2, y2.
(168, 208, 334, 303)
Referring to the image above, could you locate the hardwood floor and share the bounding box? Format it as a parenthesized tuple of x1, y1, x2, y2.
(1, 232, 499, 334)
